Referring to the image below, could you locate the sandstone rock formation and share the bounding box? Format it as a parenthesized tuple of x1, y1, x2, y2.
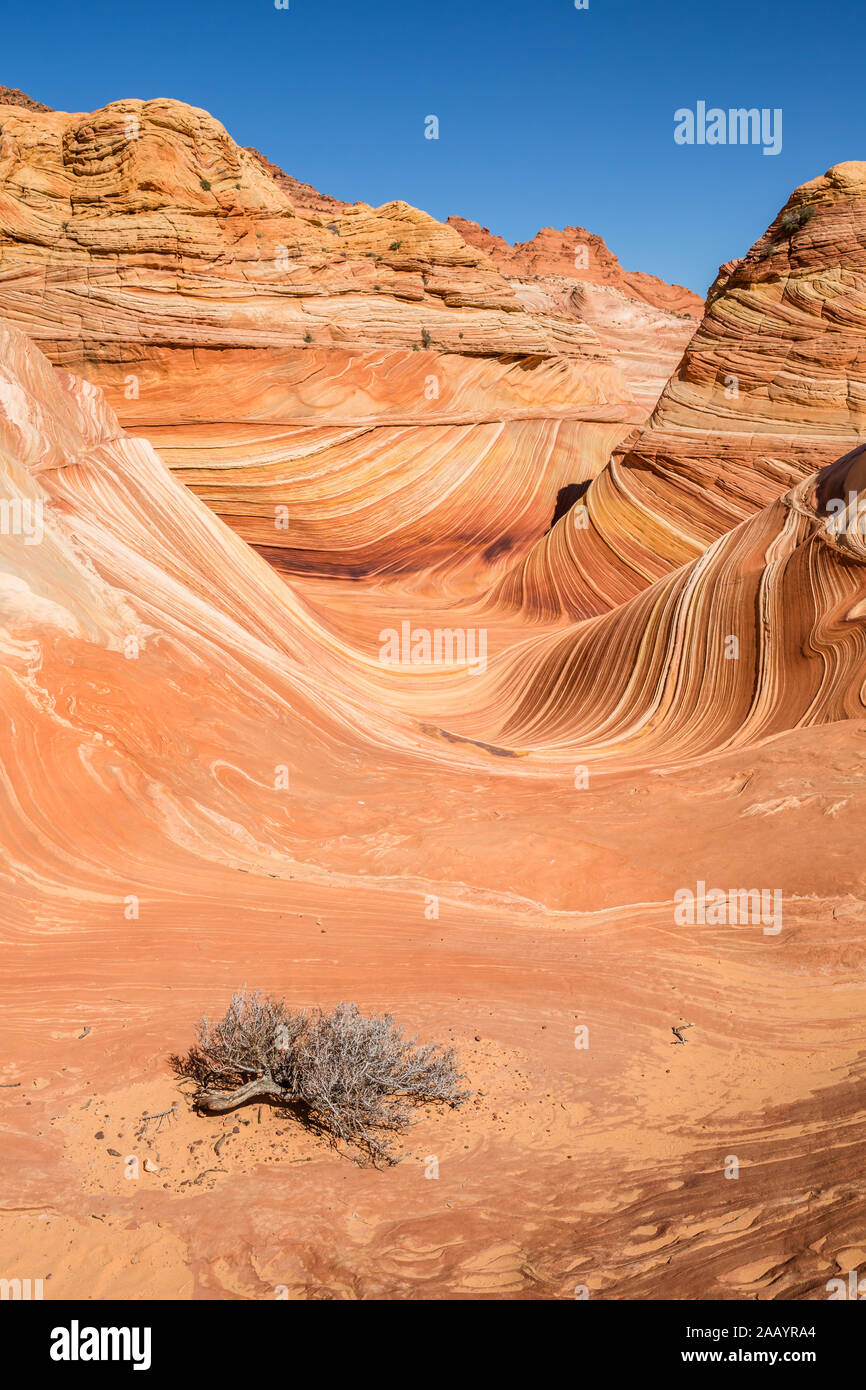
(447, 216, 702, 316)
(496, 163, 866, 620)
(2, 318, 866, 1301)
(248, 167, 703, 412)
(0, 86, 51, 113)
(3, 90, 866, 1306)
(475, 463, 866, 761)
(448, 215, 702, 409)
(0, 96, 642, 582)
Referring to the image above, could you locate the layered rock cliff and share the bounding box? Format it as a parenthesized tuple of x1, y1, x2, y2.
(0, 95, 640, 582)
(495, 163, 866, 619)
(448, 216, 702, 409)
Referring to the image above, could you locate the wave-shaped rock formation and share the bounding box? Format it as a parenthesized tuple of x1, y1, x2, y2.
(467, 470, 866, 763)
(2, 97, 866, 1302)
(245, 156, 702, 413)
(495, 163, 866, 622)
(0, 94, 653, 583)
(2, 313, 866, 1300)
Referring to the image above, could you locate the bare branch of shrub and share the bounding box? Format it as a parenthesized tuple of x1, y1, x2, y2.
(171, 989, 471, 1165)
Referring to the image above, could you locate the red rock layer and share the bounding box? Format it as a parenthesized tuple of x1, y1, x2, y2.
(1, 320, 866, 1301)
(0, 96, 641, 583)
(447, 216, 703, 317)
(3, 95, 866, 1307)
(448, 217, 700, 411)
(494, 163, 866, 621)
(468, 466, 866, 763)
(0, 87, 51, 113)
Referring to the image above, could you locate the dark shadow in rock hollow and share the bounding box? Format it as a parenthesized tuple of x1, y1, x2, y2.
(548, 480, 591, 532)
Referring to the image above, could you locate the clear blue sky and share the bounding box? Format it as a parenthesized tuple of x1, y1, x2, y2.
(4, 0, 864, 294)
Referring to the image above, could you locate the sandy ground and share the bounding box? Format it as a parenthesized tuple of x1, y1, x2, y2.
(3, 720, 865, 1300)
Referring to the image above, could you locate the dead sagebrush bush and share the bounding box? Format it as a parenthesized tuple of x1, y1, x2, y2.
(172, 988, 470, 1165)
(171, 987, 300, 1089)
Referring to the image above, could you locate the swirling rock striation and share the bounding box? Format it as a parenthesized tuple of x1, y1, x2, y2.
(2, 103, 866, 1306)
(0, 97, 644, 581)
(494, 164, 866, 621)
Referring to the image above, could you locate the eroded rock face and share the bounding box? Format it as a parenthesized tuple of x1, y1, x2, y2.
(4, 91, 866, 1305)
(2, 318, 866, 1302)
(447, 216, 702, 316)
(477, 468, 866, 760)
(246, 167, 703, 411)
(496, 163, 866, 620)
(631, 162, 866, 471)
(0, 96, 643, 581)
(508, 273, 700, 413)
(0, 87, 51, 113)
(448, 215, 702, 409)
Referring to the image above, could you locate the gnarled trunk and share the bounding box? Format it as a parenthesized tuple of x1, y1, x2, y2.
(196, 1076, 295, 1113)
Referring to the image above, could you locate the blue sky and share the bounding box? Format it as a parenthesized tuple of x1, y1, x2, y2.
(4, 0, 864, 294)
